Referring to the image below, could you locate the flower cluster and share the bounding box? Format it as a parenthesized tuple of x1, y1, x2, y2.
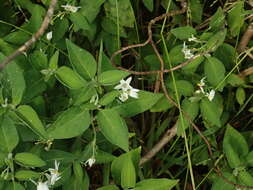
(182, 42, 194, 59)
(35, 160, 61, 190)
(195, 77, 215, 101)
(114, 77, 139, 102)
(61, 4, 81, 13)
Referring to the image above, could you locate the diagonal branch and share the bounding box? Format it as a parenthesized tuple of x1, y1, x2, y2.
(0, 0, 58, 70)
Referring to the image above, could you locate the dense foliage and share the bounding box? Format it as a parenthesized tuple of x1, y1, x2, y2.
(0, 0, 253, 189)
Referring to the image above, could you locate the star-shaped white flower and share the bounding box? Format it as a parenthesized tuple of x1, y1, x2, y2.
(46, 160, 61, 186)
(61, 4, 81, 13)
(182, 42, 194, 59)
(37, 181, 49, 190)
(85, 157, 96, 167)
(206, 89, 215, 101)
(114, 77, 139, 102)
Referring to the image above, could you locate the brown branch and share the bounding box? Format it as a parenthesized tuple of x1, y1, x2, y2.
(140, 125, 177, 165)
(0, 0, 58, 70)
(238, 22, 253, 52)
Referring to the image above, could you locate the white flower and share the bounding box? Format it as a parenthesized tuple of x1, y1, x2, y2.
(61, 4, 81, 13)
(197, 77, 206, 94)
(182, 42, 194, 59)
(206, 89, 215, 101)
(85, 157, 96, 167)
(46, 31, 52, 41)
(37, 182, 49, 190)
(188, 35, 198, 42)
(114, 77, 139, 102)
(47, 160, 61, 186)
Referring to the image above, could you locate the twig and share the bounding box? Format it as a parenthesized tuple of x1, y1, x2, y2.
(238, 22, 253, 52)
(140, 125, 177, 165)
(0, 0, 58, 70)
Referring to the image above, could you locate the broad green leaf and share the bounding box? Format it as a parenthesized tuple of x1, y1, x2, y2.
(190, 0, 203, 24)
(227, 74, 245, 87)
(204, 56, 225, 90)
(66, 39, 97, 80)
(49, 51, 59, 70)
(228, 1, 244, 37)
(4, 31, 30, 45)
(69, 12, 91, 32)
(238, 170, 253, 186)
(143, 0, 154, 12)
(200, 98, 221, 126)
(48, 107, 91, 139)
(171, 26, 197, 40)
(209, 7, 225, 31)
(73, 162, 84, 187)
(41, 150, 78, 164)
(5, 182, 25, 190)
(99, 91, 120, 106)
(203, 30, 227, 51)
(15, 152, 46, 167)
(211, 172, 235, 190)
(246, 151, 253, 167)
(0, 115, 19, 153)
(30, 50, 48, 70)
(112, 91, 163, 117)
(236, 87, 246, 105)
(71, 85, 96, 106)
(95, 150, 116, 164)
(150, 95, 174, 112)
(121, 155, 136, 189)
(16, 105, 48, 139)
(101, 18, 127, 37)
(80, 0, 105, 23)
(97, 185, 120, 190)
(97, 109, 129, 151)
(182, 55, 204, 73)
(134, 179, 179, 190)
(223, 125, 249, 159)
(111, 147, 141, 184)
(98, 70, 130, 85)
(168, 80, 194, 97)
(104, 0, 135, 28)
(4, 61, 26, 105)
(55, 66, 86, 89)
(15, 170, 40, 181)
(176, 99, 199, 136)
(53, 18, 69, 41)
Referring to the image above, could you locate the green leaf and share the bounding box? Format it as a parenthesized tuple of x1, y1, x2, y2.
(29, 50, 48, 70)
(200, 98, 221, 126)
(15, 152, 46, 167)
(238, 170, 253, 186)
(209, 7, 225, 31)
(16, 105, 48, 139)
(66, 39, 97, 80)
(98, 70, 130, 85)
(190, 0, 203, 24)
(236, 87, 246, 105)
(121, 155, 136, 189)
(211, 172, 235, 190)
(101, 18, 127, 37)
(53, 18, 69, 41)
(228, 1, 245, 37)
(0, 115, 19, 153)
(204, 57, 225, 90)
(5, 182, 25, 190)
(55, 66, 86, 89)
(15, 170, 40, 181)
(71, 85, 96, 106)
(112, 91, 163, 117)
(80, 0, 105, 23)
(168, 80, 194, 97)
(182, 55, 204, 73)
(41, 150, 78, 164)
(176, 99, 199, 136)
(203, 30, 227, 52)
(223, 125, 249, 166)
(104, 0, 135, 28)
(134, 179, 179, 190)
(150, 95, 174, 112)
(49, 51, 59, 70)
(111, 147, 141, 184)
(142, 0, 154, 12)
(97, 185, 120, 190)
(99, 91, 120, 106)
(97, 109, 129, 151)
(227, 74, 245, 87)
(4, 61, 26, 105)
(171, 26, 197, 40)
(69, 12, 91, 32)
(48, 107, 91, 139)
(246, 151, 253, 167)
